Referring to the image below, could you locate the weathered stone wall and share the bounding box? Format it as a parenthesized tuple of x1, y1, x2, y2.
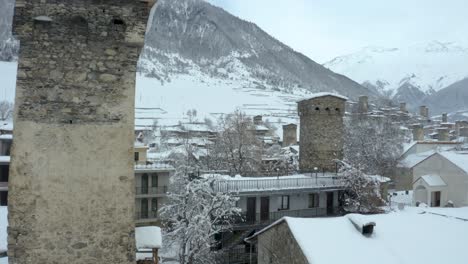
(282, 124, 297, 147)
(8, 1, 150, 263)
(257, 221, 308, 264)
(298, 96, 346, 172)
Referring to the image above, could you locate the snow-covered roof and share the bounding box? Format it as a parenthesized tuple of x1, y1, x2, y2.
(0, 156, 10, 164)
(247, 207, 468, 264)
(0, 207, 7, 253)
(255, 125, 269, 131)
(0, 122, 12, 132)
(421, 175, 447, 187)
(0, 134, 12, 140)
(439, 151, 468, 174)
(135, 226, 162, 250)
(298, 92, 348, 102)
(398, 150, 435, 168)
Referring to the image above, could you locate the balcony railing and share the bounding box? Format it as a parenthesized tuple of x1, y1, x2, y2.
(214, 176, 344, 193)
(135, 186, 168, 196)
(232, 207, 340, 227)
(135, 210, 158, 221)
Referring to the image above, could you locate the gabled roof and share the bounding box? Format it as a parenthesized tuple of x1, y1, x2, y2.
(246, 208, 468, 264)
(439, 151, 468, 174)
(420, 175, 447, 187)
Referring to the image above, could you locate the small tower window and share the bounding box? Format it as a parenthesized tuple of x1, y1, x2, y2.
(109, 18, 127, 39)
(315, 107, 320, 111)
(336, 108, 340, 113)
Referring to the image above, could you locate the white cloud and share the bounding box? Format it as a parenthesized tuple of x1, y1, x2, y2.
(207, 0, 468, 63)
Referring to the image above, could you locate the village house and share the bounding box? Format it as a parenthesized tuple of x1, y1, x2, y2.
(244, 208, 468, 264)
(134, 144, 174, 225)
(412, 151, 468, 207)
(0, 134, 11, 206)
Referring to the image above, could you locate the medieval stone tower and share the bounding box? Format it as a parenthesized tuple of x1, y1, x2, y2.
(298, 94, 347, 173)
(8, 0, 153, 263)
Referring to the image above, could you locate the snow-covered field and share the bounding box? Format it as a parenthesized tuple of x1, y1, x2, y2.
(0, 61, 310, 139)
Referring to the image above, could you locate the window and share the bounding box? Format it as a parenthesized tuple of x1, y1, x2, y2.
(151, 173, 158, 188)
(0, 191, 7, 206)
(134, 152, 139, 162)
(280, 195, 289, 210)
(151, 198, 158, 217)
(308, 193, 319, 208)
(141, 198, 148, 219)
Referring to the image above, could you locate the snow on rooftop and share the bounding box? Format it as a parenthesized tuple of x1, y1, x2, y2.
(0, 156, 10, 164)
(398, 150, 435, 168)
(298, 92, 348, 102)
(0, 207, 7, 253)
(421, 175, 447, 187)
(270, 208, 468, 264)
(135, 163, 174, 171)
(0, 134, 12, 140)
(439, 151, 468, 174)
(135, 226, 162, 250)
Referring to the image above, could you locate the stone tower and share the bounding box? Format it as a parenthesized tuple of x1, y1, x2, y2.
(8, 1, 153, 263)
(282, 124, 297, 147)
(298, 94, 347, 172)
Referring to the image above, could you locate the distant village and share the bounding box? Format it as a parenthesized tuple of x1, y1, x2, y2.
(2, 92, 468, 264)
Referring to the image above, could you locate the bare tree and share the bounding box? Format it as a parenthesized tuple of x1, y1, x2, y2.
(0, 101, 13, 121)
(211, 110, 262, 175)
(344, 116, 405, 177)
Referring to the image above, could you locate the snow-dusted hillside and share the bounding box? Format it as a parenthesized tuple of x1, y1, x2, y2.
(324, 41, 468, 98)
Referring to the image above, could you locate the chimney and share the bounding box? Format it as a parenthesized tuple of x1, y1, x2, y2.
(399, 102, 407, 113)
(358, 96, 368, 114)
(253, 115, 263, 125)
(347, 214, 376, 236)
(282, 124, 297, 147)
(419, 106, 427, 118)
(437, 128, 450, 141)
(412, 124, 424, 141)
(442, 113, 448, 123)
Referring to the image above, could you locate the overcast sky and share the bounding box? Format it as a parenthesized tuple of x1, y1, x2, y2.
(207, 0, 468, 63)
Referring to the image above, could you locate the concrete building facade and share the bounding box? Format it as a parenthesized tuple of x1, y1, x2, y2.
(298, 94, 346, 172)
(8, 1, 152, 263)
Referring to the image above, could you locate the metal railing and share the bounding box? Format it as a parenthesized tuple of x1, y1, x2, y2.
(135, 186, 168, 195)
(135, 210, 158, 221)
(214, 176, 344, 193)
(232, 207, 339, 227)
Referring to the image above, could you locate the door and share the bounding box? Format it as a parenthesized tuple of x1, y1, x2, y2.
(432, 191, 441, 207)
(260, 197, 270, 222)
(246, 197, 256, 224)
(141, 198, 148, 219)
(327, 192, 334, 215)
(141, 173, 148, 194)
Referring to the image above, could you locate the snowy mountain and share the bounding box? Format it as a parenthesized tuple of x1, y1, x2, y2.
(324, 42, 468, 107)
(423, 78, 468, 116)
(135, 0, 377, 130)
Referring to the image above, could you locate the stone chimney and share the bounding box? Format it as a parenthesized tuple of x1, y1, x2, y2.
(437, 128, 450, 141)
(399, 102, 407, 113)
(412, 124, 424, 141)
(253, 115, 263, 125)
(442, 113, 448, 123)
(358, 96, 368, 114)
(282, 124, 297, 147)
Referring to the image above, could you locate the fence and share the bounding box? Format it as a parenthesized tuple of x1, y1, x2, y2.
(214, 176, 344, 193)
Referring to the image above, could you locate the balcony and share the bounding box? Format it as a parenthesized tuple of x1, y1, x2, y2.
(213, 175, 344, 194)
(135, 186, 168, 196)
(232, 207, 341, 229)
(135, 210, 158, 222)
